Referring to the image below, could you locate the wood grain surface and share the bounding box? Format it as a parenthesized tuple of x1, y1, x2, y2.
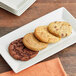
(0, 0, 76, 76)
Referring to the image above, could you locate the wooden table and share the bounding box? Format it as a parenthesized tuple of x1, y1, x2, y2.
(0, 0, 76, 76)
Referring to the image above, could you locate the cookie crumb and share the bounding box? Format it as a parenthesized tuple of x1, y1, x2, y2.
(54, 21, 57, 23)
(54, 26, 57, 28)
(61, 34, 64, 37)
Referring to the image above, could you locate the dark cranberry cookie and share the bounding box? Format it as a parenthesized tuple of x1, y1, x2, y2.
(8, 38, 38, 61)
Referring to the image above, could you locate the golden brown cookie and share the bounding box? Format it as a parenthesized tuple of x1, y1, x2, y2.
(48, 21, 72, 37)
(23, 33, 48, 51)
(34, 26, 61, 43)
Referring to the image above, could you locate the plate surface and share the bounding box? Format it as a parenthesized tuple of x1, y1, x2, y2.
(0, 7, 76, 73)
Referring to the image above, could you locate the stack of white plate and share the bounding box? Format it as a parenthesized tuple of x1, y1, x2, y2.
(0, 0, 36, 16)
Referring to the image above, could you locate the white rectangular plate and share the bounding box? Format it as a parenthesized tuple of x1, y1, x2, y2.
(0, 7, 76, 73)
(0, 0, 36, 16)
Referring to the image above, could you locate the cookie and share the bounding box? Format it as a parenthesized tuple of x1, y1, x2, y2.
(48, 21, 72, 37)
(8, 38, 38, 61)
(34, 26, 61, 43)
(23, 33, 48, 51)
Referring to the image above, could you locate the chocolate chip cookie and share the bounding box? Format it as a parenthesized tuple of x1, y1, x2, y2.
(8, 38, 38, 61)
(48, 21, 72, 37)
(34, 26, 61, 43)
